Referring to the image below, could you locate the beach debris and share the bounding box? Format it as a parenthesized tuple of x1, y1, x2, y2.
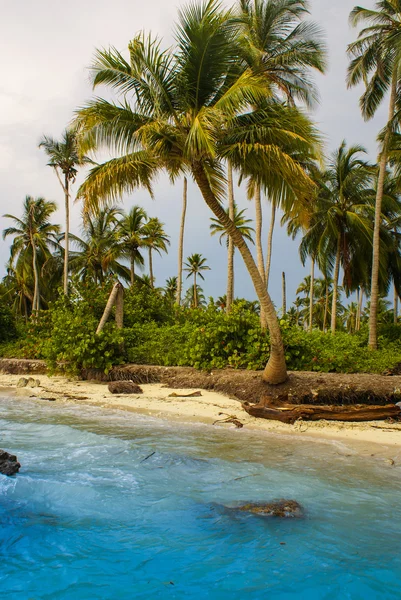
(140, 451, 156, 463)
(213, 412, 244, 428)
(108, 381, 143, 394)
(168, 390, 202, 398)
(243, 396, 401, 424)
(0, 449, 21, 476)
(225, 500, 304, 518)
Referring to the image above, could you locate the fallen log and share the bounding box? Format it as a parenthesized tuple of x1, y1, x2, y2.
(242, 397, 401, 424)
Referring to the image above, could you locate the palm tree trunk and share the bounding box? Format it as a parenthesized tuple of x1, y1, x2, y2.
(130, 253, 135, 287)
(369, 72, 398, 349)
(265, 202, 276, 289)
(282, 272, 286, 315)
(63, 176, 69, 296)
(193, 272, 197, 308)
(192, 161, 287, 384)
(149, 248, 154, 287)
(176, 177, 187, 305)
(96, 282, 122, 334)
(309, 258, 315, 333)
(323, 279, 329, 332)
(331, 236, 341, 334)
(255, 184, 267, 328)
(394, 283, 398, 325)
(226, 163, 235, 312)
(31, 237, 40, 313)
(115, 285, 124, 329)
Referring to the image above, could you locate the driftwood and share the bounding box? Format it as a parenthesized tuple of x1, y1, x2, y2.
(168, 391, 202, 398)
(243, 396, 401, 424)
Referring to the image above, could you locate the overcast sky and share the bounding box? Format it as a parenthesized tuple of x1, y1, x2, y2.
(0, 0, 383, 307)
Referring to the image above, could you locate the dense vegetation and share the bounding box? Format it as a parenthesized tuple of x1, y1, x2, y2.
(2, 0, 401, 380)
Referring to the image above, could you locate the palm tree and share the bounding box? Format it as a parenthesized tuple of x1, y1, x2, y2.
(165, 276, 178, 303)
(74, 1, 323, 383)
(142, 217, 170, 288)
(39, 129, 90, 296)
(69, 207, 129, 283)
(210, 203, 254, 310)
(184, 253, 210, 308)
(347, 1, 401, 348)
(118, 206, 148, 286)
(176, 178, 188, 305)
(3, 196, 60, 312)
(184, 284, 206, 308)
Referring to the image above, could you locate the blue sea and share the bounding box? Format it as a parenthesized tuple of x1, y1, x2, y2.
(1, 394, 401, 599)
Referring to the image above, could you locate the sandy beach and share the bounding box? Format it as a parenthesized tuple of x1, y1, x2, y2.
(1, 373, 401, 462)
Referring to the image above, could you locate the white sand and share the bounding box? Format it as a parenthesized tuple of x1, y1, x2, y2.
(1, 373, 401, 460)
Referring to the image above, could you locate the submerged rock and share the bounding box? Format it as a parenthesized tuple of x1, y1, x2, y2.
(0, 450, 21, 476)
(108, 381, 143, 394)
(231, 500, 304, 518)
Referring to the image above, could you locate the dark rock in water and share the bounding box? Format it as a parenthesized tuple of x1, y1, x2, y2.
(108, 381, 143, 394)
(0, 450, 21, 476)
(233, 500, 304, 518)
(16, 377, 29, 388)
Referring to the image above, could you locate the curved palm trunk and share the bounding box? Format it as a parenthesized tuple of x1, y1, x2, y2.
(149, 248, 154, 288)
(64, 176, 70, 296)
(323, 279, 329, 332)
(193, 161, 287, 384)
(227, 163, 235, 312)
(193, 272, 197, 308)
(282, 271, 286, 315)
(331, 237, 341, 334)
(309, 258, 315, 333)
(369, 72, 398, 349)
(176, 177, 187, 305)
(130, 252, 135, 287)
(265, 202, 276, 290)
(255, 184, 267, 328)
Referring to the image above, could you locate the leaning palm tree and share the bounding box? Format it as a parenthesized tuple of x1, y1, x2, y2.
(142, 217, 170, 288)
(3, 196, 60, 312)
(74, 0, 322, 383)
(118, 206, 148, 286)
(347, 1, 401, 348)
(184, 253, 210, 308)
(210, 203, 254, 311)
(39, 129, 90, 296)
(176, 178, 188, 305)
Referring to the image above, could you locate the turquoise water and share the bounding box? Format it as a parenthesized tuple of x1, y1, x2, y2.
(1, 396, 401, 599)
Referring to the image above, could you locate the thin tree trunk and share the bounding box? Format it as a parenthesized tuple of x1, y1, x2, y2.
(331, 237, 341, 334)
(31, 237, 40, 313)
(394, 284, 398, 325)
(64, 176, 69, 295)
(226, 163, 235, 312)
(115, 286, 124, 329)
(193, 272, 197, 308)
(369, 72, 398, 349)
(282, 272, 286, 315)
(265, 202, 276, 290)
(176, 177, 187, 305)
(255, 183, 267, 328)
(357, 288, 363, 332)
(96, 282, 122, 334)
(309, 258, 315, 333)
(192, 161, 287, 384)
(130, 253, 135, 288)
(149, 248, 154, 288)
(323, 279, 329, 332)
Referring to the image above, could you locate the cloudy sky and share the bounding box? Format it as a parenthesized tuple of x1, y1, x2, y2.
(0, 0, 383, 307)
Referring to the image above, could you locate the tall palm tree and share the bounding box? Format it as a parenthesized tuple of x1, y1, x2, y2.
(74, 0, 322, 383)
(118, 206, 148, 286)
(176, 178, 188, 305)
(184, 253, 210, 308)
(142, 217, 170, 288)
(165, 276, 178, 303)
(39, 129, 90, 296)
(210, 203, 254, 310)
(69, 207, 129, 283)
(3, 196, 60, 312)
(347, 1, 401, 348)
(183, 284, 206, 308)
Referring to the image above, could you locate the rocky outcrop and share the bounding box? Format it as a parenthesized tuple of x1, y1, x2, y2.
(233, 500, 304, 518)
(0, 450, 21, 476)
(0, 359, 47, 375)
(16, 377, 40, 388)
(108, 381, 143, 394)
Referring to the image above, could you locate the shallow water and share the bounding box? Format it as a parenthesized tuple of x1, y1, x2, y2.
(0, 395, 401, 599)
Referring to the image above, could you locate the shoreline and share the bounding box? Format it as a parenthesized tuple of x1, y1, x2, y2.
(1, 374, 401, 461)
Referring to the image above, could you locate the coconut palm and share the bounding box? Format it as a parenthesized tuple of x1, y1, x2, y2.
(164, 276, 178, 303)
(69, 207, 129, 283)
(118, 206, 148, 286)
(347, 0, 401, 348)
(210, 203, 254, 310)
(176, 178, 188, 305)
(184, 253, 210, 309)
(74, 0, 323, 383)
(142, 217, 170, 288)
(183, 284, 206, 308)
(39, 129, 90, 296)
(3, 196, 60, 312)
